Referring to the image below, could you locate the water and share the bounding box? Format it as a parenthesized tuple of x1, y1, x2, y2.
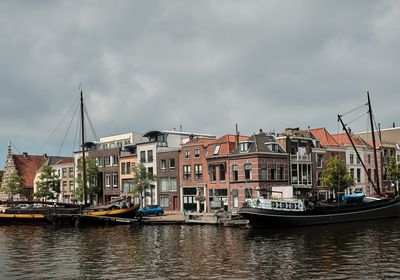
(1, 218, 400, 279)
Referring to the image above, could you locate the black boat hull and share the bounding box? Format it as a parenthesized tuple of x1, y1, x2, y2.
(238, 198, 400, 227)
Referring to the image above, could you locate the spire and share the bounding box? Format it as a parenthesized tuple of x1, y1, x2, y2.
(7, 141, 12, 157)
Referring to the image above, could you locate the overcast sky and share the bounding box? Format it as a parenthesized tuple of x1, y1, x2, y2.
(1, 0, 400, 165)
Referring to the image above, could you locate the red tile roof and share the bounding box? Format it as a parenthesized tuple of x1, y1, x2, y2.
(309, 128, 340, 147)
(207, 134, 249, 156)
(183, 137, 216, 147)
(13, 154, 48, 189)
(331, 133, 365, 146)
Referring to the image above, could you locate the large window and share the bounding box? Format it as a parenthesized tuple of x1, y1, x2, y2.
(270, 164, 276, 180)
(185, 150, 191, 159)
(210, 165, 217, 181)
(219, 164, 226, 181)
(113, 171, 118, 188)
(147, 150, 153, 163)
(105, 173, 111, 188)
(170, 159, 176, 170)
(140, 151, 146, 163)
(194, 164, 203, 179)
(357, 168, 361, 183)
(105, 156, 111, 166)
(279, 164, 284, 180)
(244, 163, 252, 180)
(232, 165, 238, 181)
(194, 149, 200, 158)
(350, 153, 354, 164)
(122, 179, 133, 193)
(261, 164, 267, 180)
(112, 155, 118, 166)
(160, 160, 166, 171)
(160, 177, 178, 192)
(183, 165, 191, 180)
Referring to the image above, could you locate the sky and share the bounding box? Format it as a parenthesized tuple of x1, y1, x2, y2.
(1, 0, 400, 165)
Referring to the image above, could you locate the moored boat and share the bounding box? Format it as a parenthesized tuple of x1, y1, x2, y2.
(83, 201, 139, 218)
(238, 195, 400, 228)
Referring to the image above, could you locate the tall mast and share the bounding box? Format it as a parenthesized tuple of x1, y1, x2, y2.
(80, 90, 88, 204)
(367, 91, 380, 195)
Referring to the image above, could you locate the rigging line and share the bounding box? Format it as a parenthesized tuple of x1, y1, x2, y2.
(372, 114, 383, 144)
(57, 101, 80, 156)
(72, 107, 81, 155)
(346, 111, 368, 126)
(37, 97, 80, 154)
(11, 142, 22, 155)
(83, 102, 99, 141)
(340, 103, 368, 117)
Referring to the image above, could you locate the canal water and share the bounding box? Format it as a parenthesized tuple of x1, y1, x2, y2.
(1, 218, 400, 279)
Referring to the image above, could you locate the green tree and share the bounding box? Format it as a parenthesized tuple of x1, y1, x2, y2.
(321, 156, 354, 193)
(75, 157, 99, 204)
(387, 156, 400, 185)
(131, 162, 156, 207)
(1, 171, 24, 200)
(34, 165, 60, 200)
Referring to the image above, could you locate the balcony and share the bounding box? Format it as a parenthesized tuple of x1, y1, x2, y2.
(290, 154, 311, 162)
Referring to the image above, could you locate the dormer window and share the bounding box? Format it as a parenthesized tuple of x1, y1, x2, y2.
(239, 142, 251, 152)
(266, 142, 278, 152)
(213, 144, 221, 155)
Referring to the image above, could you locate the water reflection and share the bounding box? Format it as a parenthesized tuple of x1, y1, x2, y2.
(0, 219, 399, 279)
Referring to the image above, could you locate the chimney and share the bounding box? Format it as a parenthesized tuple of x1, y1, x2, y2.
(393, 122, 396, 128)
(259, 128, 263, 134)
(23, 152, 28, 158)
(43, 153, 47, 158)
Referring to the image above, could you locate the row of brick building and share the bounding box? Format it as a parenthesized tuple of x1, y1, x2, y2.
(1, 126, 399, 212)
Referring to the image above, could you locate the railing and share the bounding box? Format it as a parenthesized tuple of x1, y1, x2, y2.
(290, 154, 311, 161)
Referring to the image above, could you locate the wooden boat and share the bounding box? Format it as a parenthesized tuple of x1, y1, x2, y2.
(83, 202, 139, 218)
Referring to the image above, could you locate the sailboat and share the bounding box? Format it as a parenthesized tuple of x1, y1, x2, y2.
(238, 93, 400, 227)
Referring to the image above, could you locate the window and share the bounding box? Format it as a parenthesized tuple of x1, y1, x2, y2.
(185, 150, 191, 159)
(170, 178, 177, 191)
(160, 177, 178, 192)
(240, 142, 250, 152)
(112, 155, 118, 166)
(316, 154, 323, 168)
(194, 149, 200, 158)
(350, 153, 354, 164)
(210, 165, 217, 181)
(270, 164, 276, 180)
(113, 172, 118, 188)
(160, 196, 170, 207)
(160, 178, 169, 192)
(62, 168, 67, 178)
(105, 156, 111, 166)
(183, 165, 191, 179)
(232, 165, 238, 181)
(105, 173, 111, 188)
(213, 144, 221, 155)
(219, 164, 226, 181)
(121, 163, 126, 175)
(245, 188, 253, 199)
(147, 150, 153, 163)
(170, 159, 175, 170)
(62, 181, 67, 192)
(98, 157, 104, 167)
(244, 164, 252, 180)
(126, 162, 131, 174)
(261, 164, 267, 180)
(122, 179, 132, 193)
(350, 168, 354, 179)
(356, 156, 360, 164)
(368, 155, 371, 164)
(69, 181, 74, 192)
(279, 164, 284, 180)
(160, 160, 167, 171)
(357, 168, 361, 183)
(140, 151, 146, 163)
(68, 167, 74, 177)
(194, 164, 203, 179)
(148, 167, 153, 175)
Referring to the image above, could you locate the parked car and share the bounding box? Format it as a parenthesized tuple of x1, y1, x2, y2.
(137, 205, 164, 218)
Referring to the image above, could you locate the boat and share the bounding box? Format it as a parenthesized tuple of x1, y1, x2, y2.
(83, 200, 139, 218)
(238, 192, 400, 227)
(238, 92, 400, 227)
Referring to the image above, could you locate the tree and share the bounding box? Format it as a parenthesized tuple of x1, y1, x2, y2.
(131, 162, 156, 207)
(34, 165, 60, 200)
(75, 157, 100, 204)
(387, 156, 400, 185)
(321, 156, 354, 193)
(1, 171, 24, 200)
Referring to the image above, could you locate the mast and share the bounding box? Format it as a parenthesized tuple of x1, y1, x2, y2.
(337, 114, 377, 194)
(367, 91, 381, 195)
(80, 91, 88, 204)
